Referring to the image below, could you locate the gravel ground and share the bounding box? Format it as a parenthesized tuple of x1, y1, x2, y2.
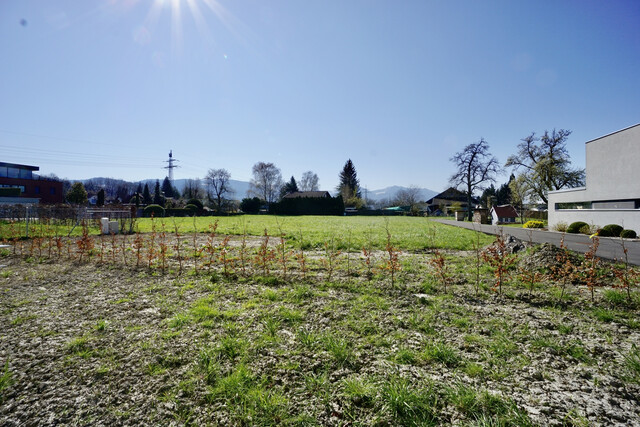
(1, 247, 639, 426)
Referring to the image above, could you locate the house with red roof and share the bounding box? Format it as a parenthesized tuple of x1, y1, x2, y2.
(490, 205, 518, 225)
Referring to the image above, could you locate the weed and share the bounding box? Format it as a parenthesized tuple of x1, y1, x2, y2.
(447, 383, 531, 425)
(0, 361, 14, 403)
(323, 334, 355, 367)
(262, 315, 282, 338)
(422, 340, 461, 367)
(216, 336, 247, 360)
(66, 336, 92, 358)
(198, 346, 220, 385)
(380, 376, 440, 426)
(342, 375, 375, 407)
(624, 344, 640, 382)
(297, 327, 319, 349)
(95, 319, 108, 332)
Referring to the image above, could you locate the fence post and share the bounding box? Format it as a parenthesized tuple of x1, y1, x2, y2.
(25, 205, 30, 238)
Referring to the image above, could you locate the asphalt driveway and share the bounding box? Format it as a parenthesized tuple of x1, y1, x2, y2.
(433, 219, 640, 266)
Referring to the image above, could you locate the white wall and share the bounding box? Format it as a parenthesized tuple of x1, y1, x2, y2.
(548, 124, 640, 233)
(585, 124, 640, 200)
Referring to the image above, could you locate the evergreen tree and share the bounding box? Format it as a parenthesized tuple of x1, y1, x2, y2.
(337, 159, 361, 199)
(496, 174, 514, 205)
(142, 183, 152, 205)
(280, 176, 299, 198)
(96, 189, 105, 206)
(66, 182, 88, 205)
(161, 177, 174, 198)
(153, 180, 164, 206)
(481, 184, 497, 208)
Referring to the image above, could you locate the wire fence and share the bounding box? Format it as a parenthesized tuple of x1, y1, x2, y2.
(0, 204, 135, 237)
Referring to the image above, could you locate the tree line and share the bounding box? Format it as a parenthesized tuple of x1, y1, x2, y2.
(62, 159, 367, 214)
(449, 129, 585, 220)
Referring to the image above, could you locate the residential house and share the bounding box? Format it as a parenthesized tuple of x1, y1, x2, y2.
(282, 191, 331, 199)
(0, 162, 63, 204)
(547, 124, 640, 233)
(490, 205, 518, 225)
(426, 187, 478, 215)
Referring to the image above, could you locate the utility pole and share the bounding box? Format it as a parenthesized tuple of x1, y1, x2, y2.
(164, 150, 179, 183)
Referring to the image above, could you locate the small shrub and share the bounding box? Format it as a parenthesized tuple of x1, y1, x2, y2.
(554, 221, 568, 232)
(621, 229, 637, 239)
(596, 228, 612, 237)
(185, 204, 199, 213)
(579, 224, 596, 235)
(523, 220, 544, 229)
(143, 205, 165, 217)
(602, 224, 623, 237)
(567, 221, 588, 234)
(187, 198, 204, 210)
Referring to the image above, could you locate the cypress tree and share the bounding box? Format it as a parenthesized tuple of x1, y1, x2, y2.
(142, 183, 152, 205)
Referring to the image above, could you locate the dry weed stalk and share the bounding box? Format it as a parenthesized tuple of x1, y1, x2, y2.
(429, 250, 449, 293)
(205, 220, 219, 273)
(255, 228, 274, 276)
(323, 237, 340, 282)
(581, 236, 601, 303)
(173, 221, 183, 275)
(481, 233, 517, 295)
(296, 230, 307, 280)
(159, 220, 168, 274)
(550, 234, 577, 301)
(76, 221, 94, 263)
(613, 237, 638, 302)
(384, 221, 401, 287)
(275, 219, 289, 280)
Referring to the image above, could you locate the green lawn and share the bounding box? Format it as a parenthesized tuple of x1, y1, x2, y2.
(136, 215, 494, 251)
(1, 215, 494, 251)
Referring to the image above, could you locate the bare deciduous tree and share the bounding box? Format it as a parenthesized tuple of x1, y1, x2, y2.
(505, 129, 585, 204)
(509, 173, 532, 223)
(182, 178, 203, 200)
(206, 168, 234, 213)
(450, 138, 501, 221)
(394, 186, 423, 214)
(299, 171, 319, 192)
(249, 162, 283, 205)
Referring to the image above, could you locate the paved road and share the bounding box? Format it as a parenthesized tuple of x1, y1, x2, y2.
(433, 219, 640, 266)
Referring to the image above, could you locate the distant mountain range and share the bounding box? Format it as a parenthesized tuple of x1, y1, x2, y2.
(83, 177, 437, 203)
(364, 185, 438, 202)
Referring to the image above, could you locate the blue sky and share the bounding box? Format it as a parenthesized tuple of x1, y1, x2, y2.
(1, 0, 639, 193)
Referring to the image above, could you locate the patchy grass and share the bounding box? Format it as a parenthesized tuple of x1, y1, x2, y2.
(0, 224, 639, 425)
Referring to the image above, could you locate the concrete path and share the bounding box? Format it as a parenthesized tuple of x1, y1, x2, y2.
(433, 219, 640, 266)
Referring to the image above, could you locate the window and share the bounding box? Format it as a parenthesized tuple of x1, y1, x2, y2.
(50, 187, 56, 195)
(555, 202, 592, 210)
(592, 200, 638, 209)
(34, 186, 41, 194)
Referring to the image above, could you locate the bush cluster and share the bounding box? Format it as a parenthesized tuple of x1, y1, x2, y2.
(523, 220, 544, 229)
(621, 229, 637, 239)
(602, 224, 624, 237)
(143, 204, 165, 217)
(567, 221, 588, 234)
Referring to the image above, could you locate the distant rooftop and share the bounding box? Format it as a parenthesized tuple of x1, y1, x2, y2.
(0, 162, 39, 171)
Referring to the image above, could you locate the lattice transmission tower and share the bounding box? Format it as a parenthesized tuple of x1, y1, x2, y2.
(164, 150, 179, 182)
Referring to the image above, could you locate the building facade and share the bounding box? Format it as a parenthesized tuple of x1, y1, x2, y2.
(0, 162, 64, 204)
(547, 124, 640, 233)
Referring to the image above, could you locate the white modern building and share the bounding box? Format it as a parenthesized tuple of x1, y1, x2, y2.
(547, 123, 640, 233)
